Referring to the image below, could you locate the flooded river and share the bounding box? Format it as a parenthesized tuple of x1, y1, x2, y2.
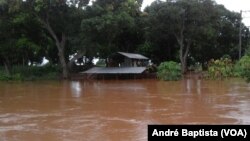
(0, 78, 250, 141)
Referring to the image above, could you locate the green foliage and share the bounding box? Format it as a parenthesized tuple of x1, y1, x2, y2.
(0, 70, 11, 81)
(157, 61, 182, 81)
(233, 61, 244, 77)
(0, 70, 23, 81)
(136, 42, 154, 57)
(207, 57, 234, 79)
(234, 55, 250, 82)
(0, 65, 60, 81)
(145, 0, 249, 65)
(81, 0, 144, 57)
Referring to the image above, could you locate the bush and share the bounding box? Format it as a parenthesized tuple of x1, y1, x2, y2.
(233, 61, 244, 77)
(157, 61, 182, 81)
(0, 71, 11, 81)
(0, 71, 24, 81)
(0, 64, 60, 81)
(207, 57, 234, 79)
(234, 55, 250, 82)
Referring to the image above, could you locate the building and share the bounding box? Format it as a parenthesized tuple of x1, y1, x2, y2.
(106, 52, 149, 67)
(82, 52, 150, 78)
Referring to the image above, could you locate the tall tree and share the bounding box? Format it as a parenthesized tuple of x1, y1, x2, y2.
(81, 0, 144, 58)
(164, 0, 217, 73)
(145, 0, 249, 72)
(23, 0, 90, 79)
(186, 4, 249, 64)
(0, 0, 45, 74)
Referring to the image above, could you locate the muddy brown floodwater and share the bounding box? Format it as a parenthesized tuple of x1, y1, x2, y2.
(0, 78, 250, 141)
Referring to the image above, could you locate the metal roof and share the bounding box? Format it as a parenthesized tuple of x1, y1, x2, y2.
(117, 52, 149, 60)
(82, 67, 147, 74)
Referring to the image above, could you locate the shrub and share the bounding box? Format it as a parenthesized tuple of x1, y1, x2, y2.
(233, 61, 244, 77)
(0, 72, 23, 81)
(207, 57, 234, 79)
(0, 64, 60, 81)
(234, 55, 250, 82)
(0, 71, 11, 81)
(157, 61, 182, 81)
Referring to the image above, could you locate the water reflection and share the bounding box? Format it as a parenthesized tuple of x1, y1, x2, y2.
(70, 81, 82, 98)
(183, 79, 202, 95)
(0, 78, 249, 141)
(186, 79, 191, 94)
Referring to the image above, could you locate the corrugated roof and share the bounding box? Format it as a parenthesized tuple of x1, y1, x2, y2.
(117, 52, 148, 60)
(82, 67, 147, 74)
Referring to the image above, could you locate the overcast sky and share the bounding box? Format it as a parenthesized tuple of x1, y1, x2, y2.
(142, 0, 250, 26)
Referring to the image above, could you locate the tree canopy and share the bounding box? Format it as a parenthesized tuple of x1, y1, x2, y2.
(144, 0, 249, 73)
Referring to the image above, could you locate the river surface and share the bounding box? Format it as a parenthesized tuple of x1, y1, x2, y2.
(0, 78, 250, 141)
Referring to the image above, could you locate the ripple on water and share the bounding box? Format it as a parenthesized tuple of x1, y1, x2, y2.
(0, 79, 250, 141)
(0, 123, 38, 131)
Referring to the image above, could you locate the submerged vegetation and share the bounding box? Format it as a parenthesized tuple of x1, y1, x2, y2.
(204, 52, 250, 81)
(235, 55, 250, 82)
(157, 61, 182, 81)
(206, 57, 234, 79)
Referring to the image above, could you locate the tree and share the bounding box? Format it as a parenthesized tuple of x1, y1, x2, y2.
(22, 0, 90, 79)
(188, 4, 249, 64)
(81, 0, 144, 58)
(144, 1, 179, 64)
(0, 0, 45, 74)
(145, 0, 249, 72)
(162, 0, 218, 73)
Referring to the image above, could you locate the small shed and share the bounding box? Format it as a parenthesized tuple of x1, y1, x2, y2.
(82, 52, 150, 79)
(106, 52, 149, 67)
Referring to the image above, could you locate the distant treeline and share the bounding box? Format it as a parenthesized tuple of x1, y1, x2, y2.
(0, 0, 249, 79)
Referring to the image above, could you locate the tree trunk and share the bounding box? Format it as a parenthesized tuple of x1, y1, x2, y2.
(179, 43, 186, 74)
(180, 41, 191, 74)
(57, 46, 68, 79)
(180, 55, 187, 74)
(3, 58, 11, 76)
(174, 18, 191, 74)
(175, 31, 187, 74)
(55, 37, 69, 79)
(43, 18, 69, 79)
(182, 40, 191, 74)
